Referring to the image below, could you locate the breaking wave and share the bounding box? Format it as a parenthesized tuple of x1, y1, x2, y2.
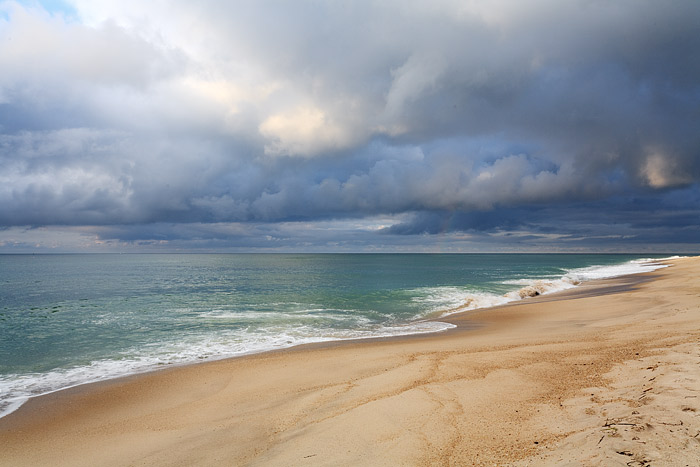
(418, 256, 677, 318)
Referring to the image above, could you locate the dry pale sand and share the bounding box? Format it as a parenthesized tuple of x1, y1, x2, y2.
(1, 257, 700, 466)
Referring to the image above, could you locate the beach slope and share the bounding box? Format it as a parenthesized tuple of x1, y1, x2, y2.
(1, 257, 699, 466)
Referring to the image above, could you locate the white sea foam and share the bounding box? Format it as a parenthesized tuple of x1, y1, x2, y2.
(0, 319, 454, 419)
(416, 257, 675, 319)
(198, 308, 371, 323)
(411, 287, 513, 317)
(562, 258, 672, 282)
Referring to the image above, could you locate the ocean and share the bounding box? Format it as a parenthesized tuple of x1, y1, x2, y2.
(0, 253, 675, 418)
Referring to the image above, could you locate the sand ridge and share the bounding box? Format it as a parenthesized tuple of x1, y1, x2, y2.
(1, 257, 699, 466)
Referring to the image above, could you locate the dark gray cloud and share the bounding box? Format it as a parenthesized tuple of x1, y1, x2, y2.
(0, 0, 699, 251)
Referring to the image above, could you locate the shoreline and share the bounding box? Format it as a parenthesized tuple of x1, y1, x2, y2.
(0, 259, 657, 420)
(0, 256, 670, 421)
(2, 257, 699, 465)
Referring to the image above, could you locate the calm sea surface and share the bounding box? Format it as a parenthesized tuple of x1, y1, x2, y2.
(0, 253, 674, 416)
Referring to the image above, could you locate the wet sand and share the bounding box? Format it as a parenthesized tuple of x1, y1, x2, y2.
(1, 257, 699, 466)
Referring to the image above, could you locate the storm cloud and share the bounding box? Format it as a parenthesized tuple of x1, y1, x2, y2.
(1, 0, 698, 251)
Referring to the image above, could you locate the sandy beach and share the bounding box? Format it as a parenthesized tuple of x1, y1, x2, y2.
(1, 256, 699, 466)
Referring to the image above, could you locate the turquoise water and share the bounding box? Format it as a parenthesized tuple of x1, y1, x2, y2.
(0, 253, 674, 416)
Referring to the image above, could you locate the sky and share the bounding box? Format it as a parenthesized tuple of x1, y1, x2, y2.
(0, 0, 699, 253)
